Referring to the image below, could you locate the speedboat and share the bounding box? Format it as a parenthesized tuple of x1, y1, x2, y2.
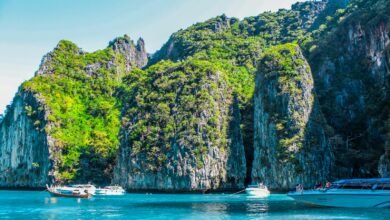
(288, 178, 390, 208)
(71, 184, 97, 195)
(245, 183, 270, 197)
(49, 184, 97, 195)
(46, 185, 91, 198)
(95, 185, 126, 196)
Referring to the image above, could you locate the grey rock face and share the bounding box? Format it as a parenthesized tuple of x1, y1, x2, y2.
(1, 35, 147, 188)
(226, 96, 247, 188)
(252, 45, 332, 190)
(306, 0, 349, 31)
(379, 145, 390, 178)
(135, 38, 148, 67)
(0, 91, 52, 188)
(37, 35, 148, 77)
(311, 10, 390, 178)
(35, 41, 83, 76)
(114, 67, 246, 192)
(109, 35, 148, 72)
(212, 14, 238, 33)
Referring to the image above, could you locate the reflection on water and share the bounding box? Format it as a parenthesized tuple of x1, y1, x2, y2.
(0, 191, 389, 219)
(246, 201, 269, 219)
(190, 202, 229, 219)
(44, 197, 58, 204)
(246, 201, 269, 212)
(191, 202, 228, 212)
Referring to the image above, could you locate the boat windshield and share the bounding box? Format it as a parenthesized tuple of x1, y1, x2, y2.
(72, 185, 94, 188)
(247, 184, 267, 189)
(330, 178, 390, 190)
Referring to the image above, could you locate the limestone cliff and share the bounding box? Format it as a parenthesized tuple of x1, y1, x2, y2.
(0, 90, 55, 188)
(379, 146, 390, 177)
(0, 0, 387, 191)
(0, 35, 147, 187)
(309, 0, 390, 178)
(252, 44, 332, 190)
(114, 60, 246, 191)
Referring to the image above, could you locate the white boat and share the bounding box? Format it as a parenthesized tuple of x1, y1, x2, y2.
(72, 184, 97, 195)
(288, 178, 390, 208)
(54, 184, 97, 195)
(95, 185, 126, 195)
(46, 185, 91, 198)
(245, 183, 270, 197)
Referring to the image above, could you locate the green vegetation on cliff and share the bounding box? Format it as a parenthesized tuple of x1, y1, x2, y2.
(260, 43, 307, 96)
(258, 43, 312, 161)
(152, 0, 333, 65)
(306, 0, 390, 177)
(119, 59, 233, 171)
(6, 0, 386, 189)
(22, 40, 125, 183)
(116, 0, 349, 184)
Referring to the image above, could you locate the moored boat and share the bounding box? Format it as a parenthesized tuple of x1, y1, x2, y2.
(46, 185, 92, 198)
(46, 184, 96, 196)
(71, 184, 97, 195)
(95, 185, 126, 196)
(288, 178, 390, 208)
(245, 183, 270, 197)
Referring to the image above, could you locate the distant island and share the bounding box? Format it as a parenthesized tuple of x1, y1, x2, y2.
(0, 0, 389, 192)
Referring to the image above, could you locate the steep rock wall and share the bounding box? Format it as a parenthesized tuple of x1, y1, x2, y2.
(114, 60, 246, 191)
(0, 91, 53, 188)
(379, 145, 390, 177)
(252, 44, 332, 190)
(0, 35, 148, 187)
(310, 0, 390, 178)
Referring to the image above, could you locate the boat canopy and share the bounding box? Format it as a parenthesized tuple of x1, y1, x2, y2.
(333, 178, 390, 184)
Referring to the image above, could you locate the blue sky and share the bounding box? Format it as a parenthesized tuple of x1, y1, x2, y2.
(0, 0, 301, 114)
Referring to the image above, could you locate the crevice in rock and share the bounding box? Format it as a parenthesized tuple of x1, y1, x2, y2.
(241, 98, 254, 186)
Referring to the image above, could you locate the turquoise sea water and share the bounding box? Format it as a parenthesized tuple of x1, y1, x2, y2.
(0, 191, 389, 219)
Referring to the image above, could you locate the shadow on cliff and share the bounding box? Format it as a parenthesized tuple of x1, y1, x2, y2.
(226, 94, 253, 188)
(301, 95, 334, 184)
(75, 148, 115, 185)
(241, 96, 254, 186)
(307, 0, 390, 179)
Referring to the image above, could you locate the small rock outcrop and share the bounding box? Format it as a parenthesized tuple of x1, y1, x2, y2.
(36, 40, 83, 76)
(251, 44, 332, 190)
(37, 35, 148, 77)
(211, 14, 238, 33)
(109, 35, 148, 71)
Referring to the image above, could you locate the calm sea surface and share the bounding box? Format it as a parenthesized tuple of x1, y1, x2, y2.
(0, 190, 389, 219)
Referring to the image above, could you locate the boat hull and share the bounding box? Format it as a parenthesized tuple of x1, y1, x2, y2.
(47, 188, 91, 198)
(95, 186, 126, 196)
(288, 190, 390, 208)
(245, 188, 270, 197)
(95, 190, 125, 196)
